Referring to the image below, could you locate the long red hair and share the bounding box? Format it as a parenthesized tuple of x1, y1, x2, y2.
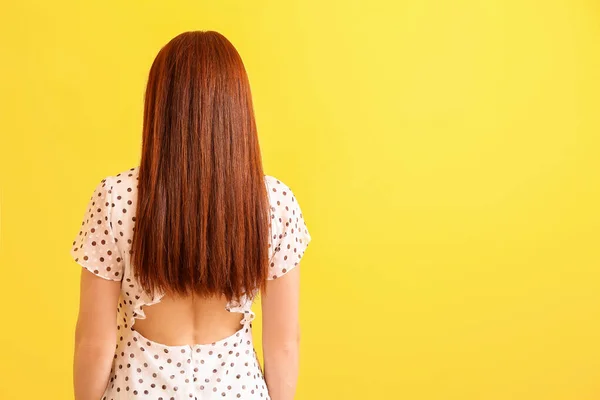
(131, 31, 270, 300)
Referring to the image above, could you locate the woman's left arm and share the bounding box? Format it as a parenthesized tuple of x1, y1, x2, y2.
(73, 269, 121, 400)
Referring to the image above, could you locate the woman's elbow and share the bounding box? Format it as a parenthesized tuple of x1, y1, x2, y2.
(265, 328, 300, 357)
(74, 322, 117, 354)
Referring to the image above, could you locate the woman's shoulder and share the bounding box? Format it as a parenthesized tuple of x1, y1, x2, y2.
(263, 174, 307, 213)
(263, 174, 294, 196)
(99, 165, 140, 198)
(112, 165, 140, 188)
(262, 174, 312, 279)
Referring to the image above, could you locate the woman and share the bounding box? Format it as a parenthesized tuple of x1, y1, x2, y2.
(70, 31, 312, 400)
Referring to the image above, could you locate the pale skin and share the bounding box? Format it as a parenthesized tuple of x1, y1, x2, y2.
(73, 266, 301, 400)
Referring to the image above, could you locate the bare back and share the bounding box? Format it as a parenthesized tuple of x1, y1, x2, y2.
(131, 293, 245, 346)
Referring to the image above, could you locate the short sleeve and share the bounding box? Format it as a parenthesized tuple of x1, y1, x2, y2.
(267, 178, 312, 280)
(69, 176, 124, 281)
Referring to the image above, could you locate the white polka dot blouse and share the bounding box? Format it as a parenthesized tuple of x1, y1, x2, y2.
(69, 165, 312, 399)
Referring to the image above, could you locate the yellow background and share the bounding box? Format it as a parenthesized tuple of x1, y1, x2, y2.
(1, 1, 599, 399)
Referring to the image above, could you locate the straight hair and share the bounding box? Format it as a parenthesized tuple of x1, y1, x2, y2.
(131, 31, 270, 300)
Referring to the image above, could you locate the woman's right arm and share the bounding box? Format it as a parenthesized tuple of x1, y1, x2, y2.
(261, 266, 301, 400)
(74, 269, 120, 400)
